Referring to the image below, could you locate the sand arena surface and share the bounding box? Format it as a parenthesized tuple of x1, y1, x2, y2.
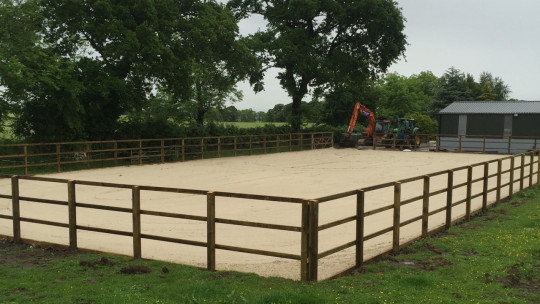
(0, 148, 514, 280)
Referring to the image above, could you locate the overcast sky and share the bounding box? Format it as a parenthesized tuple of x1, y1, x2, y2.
(229, 0, 540, 111)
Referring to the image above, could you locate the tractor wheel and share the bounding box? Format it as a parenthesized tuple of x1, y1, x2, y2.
(414, 132, 421, 147)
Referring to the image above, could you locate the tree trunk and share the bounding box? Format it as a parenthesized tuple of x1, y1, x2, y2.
(290, 95, 302, 133)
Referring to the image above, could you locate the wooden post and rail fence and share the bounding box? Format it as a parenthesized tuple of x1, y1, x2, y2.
(0, 132, 334, 175)
(0, 136, 538, 281)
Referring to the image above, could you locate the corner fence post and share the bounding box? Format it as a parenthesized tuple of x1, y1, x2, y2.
(356, 190, 365, 267)
(509, 157, 515, 198)
(300, 200, 309, 281)
(446, 170, 453, 229)
(466, 166, 473, 220)
(132, 186, 141, 259)
(68, 180, 77, 250)
(11, 175, 21, 243)
(207, 191, 216, 271)
(393, 182, 401, 253)
(308, 200, 319, 281)
(422, 176, 430, 237)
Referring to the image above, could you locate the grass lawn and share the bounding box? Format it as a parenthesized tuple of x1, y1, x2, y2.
(0, 186, 538, 303)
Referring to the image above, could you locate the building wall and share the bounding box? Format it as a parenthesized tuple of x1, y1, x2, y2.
(439, 113, 540, 137)
(466, 114, 504, 136)
(439, 114, 458, 135)
(513, 114, 540, 137)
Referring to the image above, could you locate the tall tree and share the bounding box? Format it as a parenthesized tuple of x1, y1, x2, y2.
(228, 0, 407, 132)
(0, 0, 260, 141)
(477, 72, 511, 101)
(430, 67, 473, 117)
(183, 1, 261, 125)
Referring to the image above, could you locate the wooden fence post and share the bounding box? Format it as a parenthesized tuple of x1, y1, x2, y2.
(276, 135, 280, 152)
(264, 135, 267, 154)
(519, 155, 524, 191)
(497, 159, 502, 203)
(422, 176, 430, 237)
(132, 186, 141, 259)
(509, 157, 515, 198)
(482, 163, 489, 212)
(529, 152, 534, 188)
(114, 142, 118, 166)
(537, 149, 540, 184)
(311, 134, 314, 150)
(446, 170, 453, 229)
(181, 139, 185, 162)
(466, 166, 472, 220)
(289, 134, 292, 152)
(201, 138, 204, 160)
(249, 136, 253, 155)
(56, 144, 61, 172)
(458, 135, 462, 152)
(393, 182, 401, 253)
(507, 136, 512, 154)
(23, 145, 28, 175)
(207, 191, 216, 271)
(482, 137, 486, 153)
(308, 200, 319, 281)
(86, 143, 91, 169)
(356, 190, 365, 267)
(138, 140, 143, 165)
(161, 139, 165, 163)
(68, 180, 77, 250)
(300, 200, 309, 281)
(11, 176, 21, 243)
(234, 137, 237, 156)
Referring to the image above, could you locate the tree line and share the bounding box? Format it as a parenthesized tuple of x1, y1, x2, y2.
(0, 1, 511, 142)
(210, 67, 511, 135)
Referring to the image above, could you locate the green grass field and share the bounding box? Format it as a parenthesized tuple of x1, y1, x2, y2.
(218, 121, 290, 128)
(1, 186, 538, 303)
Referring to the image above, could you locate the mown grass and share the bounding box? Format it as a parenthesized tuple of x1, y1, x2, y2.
(1, 186, 538, 303)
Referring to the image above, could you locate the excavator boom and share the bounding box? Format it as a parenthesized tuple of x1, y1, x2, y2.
(346, 102, 376, 139)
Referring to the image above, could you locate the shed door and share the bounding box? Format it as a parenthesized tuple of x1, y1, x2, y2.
(503, 115, 512, 136)
(458, 115, 467, 135)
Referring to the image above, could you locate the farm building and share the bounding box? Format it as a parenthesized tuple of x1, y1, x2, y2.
(438, 101, 540, 153)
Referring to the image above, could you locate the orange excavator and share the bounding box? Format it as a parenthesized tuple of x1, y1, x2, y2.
(340, 102, 391, 147)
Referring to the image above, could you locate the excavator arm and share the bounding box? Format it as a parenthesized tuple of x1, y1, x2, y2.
(346, 102, 376, 139)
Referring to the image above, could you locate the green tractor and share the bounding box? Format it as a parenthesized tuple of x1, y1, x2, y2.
(384, 118, 420, 148)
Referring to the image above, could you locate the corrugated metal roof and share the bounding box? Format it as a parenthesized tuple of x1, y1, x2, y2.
(439, 101, 540, 114)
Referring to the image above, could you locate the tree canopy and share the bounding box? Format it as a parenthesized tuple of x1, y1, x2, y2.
(228, 0, 407, 132)
(0, 0, 260, 141)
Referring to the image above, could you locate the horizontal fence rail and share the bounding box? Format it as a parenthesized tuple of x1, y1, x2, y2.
(0, 132, 333, 175)
(0, 144, 538, 281)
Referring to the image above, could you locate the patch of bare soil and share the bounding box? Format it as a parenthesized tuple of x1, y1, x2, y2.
(79, 257, 116, 269)
(120, 265, 151, 274)
(0, 238, 75, 269)
(498, 263, 540, 294)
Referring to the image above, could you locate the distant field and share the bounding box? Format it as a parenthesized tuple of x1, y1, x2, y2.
(218, 121, 289, 128)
